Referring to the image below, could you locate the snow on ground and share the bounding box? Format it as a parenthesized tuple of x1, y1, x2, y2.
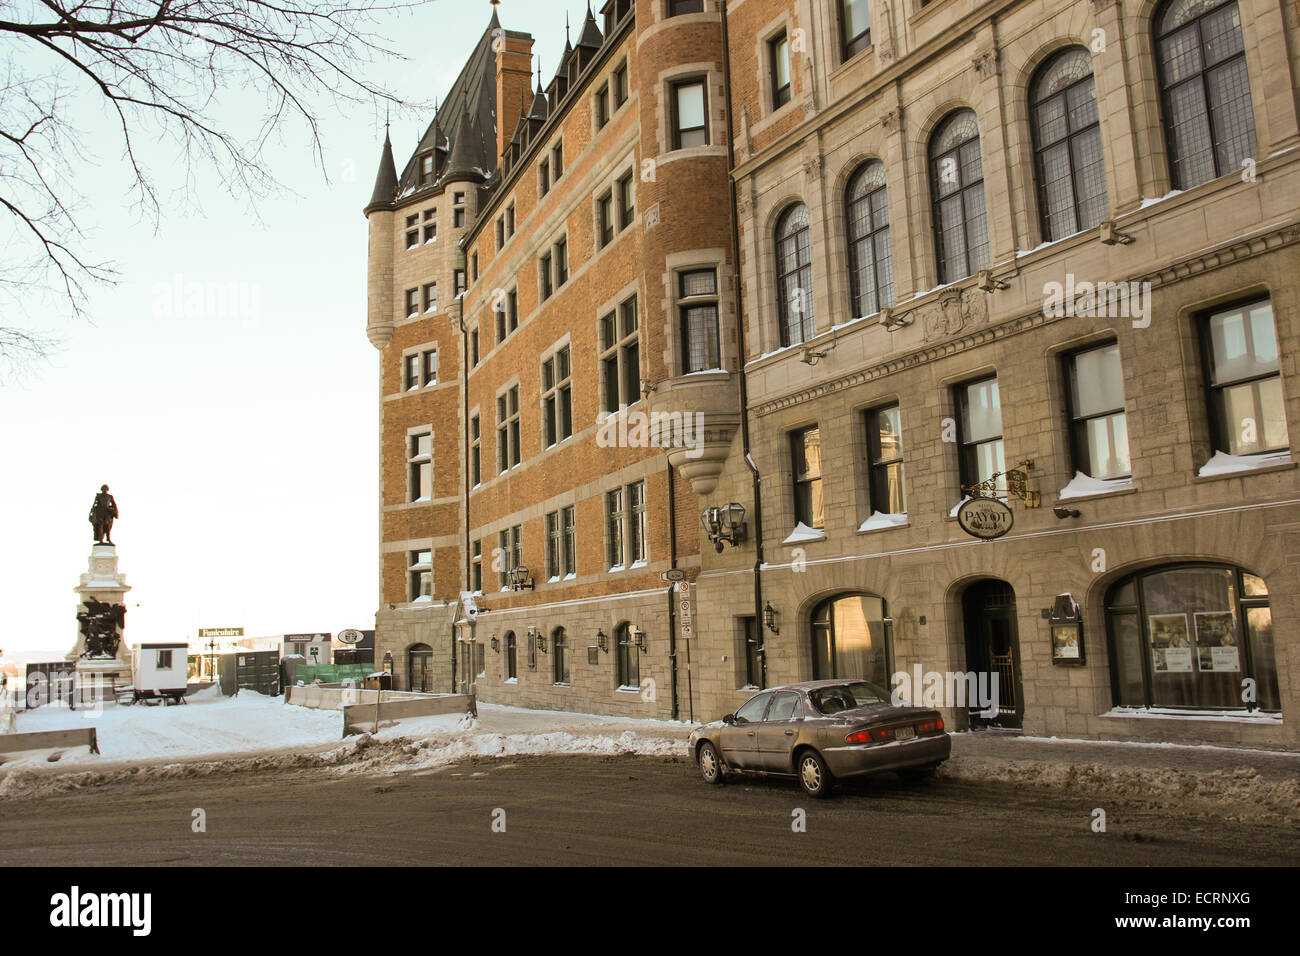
(1, 694, 692, 773)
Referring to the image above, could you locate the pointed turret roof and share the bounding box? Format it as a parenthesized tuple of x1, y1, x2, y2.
(365, 131, 398, 213)
(442, 103, 491, 183)
(529, 84, 549, 122)
(577, 5, 604, 50)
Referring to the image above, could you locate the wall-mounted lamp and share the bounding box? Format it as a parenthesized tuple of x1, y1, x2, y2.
(535, 628, 546, 652)
(701, 502, 747, 553)
(596, 628, 609, 653)
(878, 308, 912, 332)
(506, 565, 534, 591)
(630, 625, 646, 652)
(1099, 220, 1134, 245)
(976, 269, 1010, 292)
(1052, 505, 1082, 519)
(763, 601, 780, 635)
(490, 635, 499, 653)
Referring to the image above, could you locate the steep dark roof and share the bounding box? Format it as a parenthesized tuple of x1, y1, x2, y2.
(388, 12, 501, 201)
(365, 132, 398, 213)
(576, 6, 604, 50)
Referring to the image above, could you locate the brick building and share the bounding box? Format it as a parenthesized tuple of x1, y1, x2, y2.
(366, 0, 1300, 748)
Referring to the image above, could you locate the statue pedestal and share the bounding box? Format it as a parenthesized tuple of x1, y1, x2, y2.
(70, 544, 133, 702)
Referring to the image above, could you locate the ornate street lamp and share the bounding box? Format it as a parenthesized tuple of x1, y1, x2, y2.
(506, 565, 534, 591)
(700, 502, 747, 552)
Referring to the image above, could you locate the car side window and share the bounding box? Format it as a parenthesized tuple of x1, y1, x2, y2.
(765, 691, 800, 722)
(735, 693, 771, 723)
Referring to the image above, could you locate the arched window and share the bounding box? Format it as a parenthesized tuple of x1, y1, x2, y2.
(616, 621, 640, 689)
(1031, 47, 1108, 241)
(929, 109, 989, 283)
(1155, 0, 1257, 189)
(553, 627, 570, 685)
(1105, 564, 1278, 711)
(503, 631, 517, 680)
(810, 593, 891, 686)
(775, 203, 814, 346)
(845, 161, 894, 318)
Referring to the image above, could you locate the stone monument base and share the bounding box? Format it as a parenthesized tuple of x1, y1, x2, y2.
(75, 657, 131, 705)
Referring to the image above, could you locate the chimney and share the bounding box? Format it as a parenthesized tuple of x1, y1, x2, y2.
(496, 30, 535, 163)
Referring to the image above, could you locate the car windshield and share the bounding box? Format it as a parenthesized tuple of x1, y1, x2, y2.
(810, 681, 892, 714)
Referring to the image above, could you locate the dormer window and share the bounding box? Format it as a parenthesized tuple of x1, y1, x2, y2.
(419, 152, 435, 186)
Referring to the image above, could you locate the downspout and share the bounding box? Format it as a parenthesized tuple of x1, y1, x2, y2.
(452, 241, 469, 695)
(720, 0, 767, 688)
(666, 461, 682, 721)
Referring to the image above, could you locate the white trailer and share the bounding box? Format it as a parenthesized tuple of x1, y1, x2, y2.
(130, 643, 190, 704)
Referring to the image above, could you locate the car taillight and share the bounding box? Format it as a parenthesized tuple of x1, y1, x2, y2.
(918, 717, 944, 733)
(846, 728, 891, 744)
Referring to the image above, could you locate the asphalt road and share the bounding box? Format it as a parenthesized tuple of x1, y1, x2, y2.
(2, 753, 1296, 866)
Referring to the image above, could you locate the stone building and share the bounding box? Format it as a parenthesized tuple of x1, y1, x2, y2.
(365, 0, 1300, 748)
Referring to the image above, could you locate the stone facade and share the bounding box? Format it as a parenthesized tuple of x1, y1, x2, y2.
(366, 0, 1300, 748)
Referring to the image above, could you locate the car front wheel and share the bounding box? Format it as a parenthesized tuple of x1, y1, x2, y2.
(698, 742, 725, 785)
(797, 749, 833, 798)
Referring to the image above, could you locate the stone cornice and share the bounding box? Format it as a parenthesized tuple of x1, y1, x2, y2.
(752, 220, 1300, 418)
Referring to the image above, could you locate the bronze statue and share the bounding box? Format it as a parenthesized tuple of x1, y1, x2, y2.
(89, 484, 118, 544)
(77, 598, 126, 658)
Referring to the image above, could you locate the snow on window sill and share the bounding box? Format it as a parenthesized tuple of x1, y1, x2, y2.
(504, 678, 517, 684)
(629, 559, 647, 569)
(1196, 450, 1293, 478)
(608, 565, 626, 573)
(1057, 472, 1135, 500)
(562, 573, 577, 581)
(615, 685, 640, 693)
(1101, 706, 1282, 724)
(858, 511, 907, 532)
(782, 522, 825, 544)
(547, 576, 560, 584)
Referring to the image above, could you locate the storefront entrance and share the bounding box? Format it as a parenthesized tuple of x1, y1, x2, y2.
(408, 643, 433, 693)
(961, 579, 1024, 728)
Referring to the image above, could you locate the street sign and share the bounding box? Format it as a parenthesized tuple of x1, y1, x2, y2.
(198, 627, 244, 638)
(337, 629, 363, 645)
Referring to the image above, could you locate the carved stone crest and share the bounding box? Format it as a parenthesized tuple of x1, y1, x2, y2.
(803, 155, 823, 181)
(921, 288, 989, 342)
(644, 202, 661, 229)
(972, 50, 999, 81)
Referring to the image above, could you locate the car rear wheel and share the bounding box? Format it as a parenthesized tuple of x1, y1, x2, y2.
(797, 749, 833, 798)
(698, 742, 725, 785)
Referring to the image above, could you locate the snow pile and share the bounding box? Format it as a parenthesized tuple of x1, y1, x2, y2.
(1057, 472, 1134, 499)
(1197, 450, 1292, 477)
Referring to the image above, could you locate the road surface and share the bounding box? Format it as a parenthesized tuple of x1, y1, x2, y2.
(2, 753, 1296, 865)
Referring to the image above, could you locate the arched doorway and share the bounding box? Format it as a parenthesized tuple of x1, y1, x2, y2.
(809, 593, 891, 686)
(408, 643, 433, 693)
(961, 579, 1023, 727)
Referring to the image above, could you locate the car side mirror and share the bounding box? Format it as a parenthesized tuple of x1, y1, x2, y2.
(722, 713, 735, 725)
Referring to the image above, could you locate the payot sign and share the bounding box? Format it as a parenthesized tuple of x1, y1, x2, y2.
(956, 498, 1013, 540)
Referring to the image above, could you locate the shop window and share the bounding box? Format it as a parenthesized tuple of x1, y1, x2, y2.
(1105, 564, 1278, 712)
(810, 593, 891, 685)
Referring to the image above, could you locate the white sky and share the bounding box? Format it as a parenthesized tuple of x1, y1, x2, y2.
(0, 0, 583, 658)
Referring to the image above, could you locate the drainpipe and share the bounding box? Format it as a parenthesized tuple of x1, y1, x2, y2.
(666, 461, 682, 721)
(720, 0, 767, 688)
(452, 242, 469, 695)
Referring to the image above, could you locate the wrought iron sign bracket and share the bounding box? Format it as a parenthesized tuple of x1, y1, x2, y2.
(962, 459, 1042, 509)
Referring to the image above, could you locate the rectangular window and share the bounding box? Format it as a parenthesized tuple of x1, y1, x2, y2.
(453, 191, 466, 228)
(595, 84, 610, 129)
(618, 173, 635, 229)
(469, 413, 481, 486)
(741, 616, 762, 688)
(497, 385, 520, 473)
(770, 32, 791, 109)
(404, 288, 419, 318)
(555, 237, 568, 286)
(620, 297, 640, 407)
(409, 432, 432, 501)
(669, 0, 703, 14)
(600, 301, 641, 413)
(1202, 298, 1288, 457)
(421, 349, 437, 387)
(409, 549, 432, 600)
(405, 214, 419, 249)
(840, 0, 872, 60)
(419, 153, 434, 186)
(496, 217, 505, 250)
(454, 269, 466, 296)
(1066, 343, 1131, 480)
(614, 61, 629, 108)
(956, 376, 1005, 494)
(470, 327, 480, 367)
(540, 253, 553, 300)
(404, 354, 420, 391)
(471, 251, 479, 283)
(542, 345, 574, 447)
(423, 282, 437, 313)
(629, 480, 647, 564)
(598, 191, 615, 247)
(471, 539, 482, 593)
(508, 288, 518, 333)
(790, 426, 824, 529)
(553, 142, 564, 180)
(539, 159, 550, 197)
(423, 209, 437, 244)
(157, 649, 173, 669)
(865, 404, 906, 515)
(672, 80, 708, 149)
(506, 203, 516, 237)
(562, 505, 576, 576)
(606, 487, 625, 569)
(546, 511, 561, 579)
(679, 268, 720, 373)
(497, 525, 522, 588)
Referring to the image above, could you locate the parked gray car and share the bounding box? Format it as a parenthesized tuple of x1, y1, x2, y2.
(688, 679, 951, 797)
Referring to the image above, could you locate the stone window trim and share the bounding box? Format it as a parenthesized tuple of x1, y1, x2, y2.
(1196, 295, 1289, 460)
(540, 335, 575, 450)
(407, 546, 433, 602)
(657, 65, 726, 158)
(838, 0, 873, 63)
(677, 266, 722, 375)
(495, 379, 523, 475)
(406, 424, 434, 504)
(400, 344, 439, 391)
(754, 15, 796, 118)
(469, 409, 482, 490)
(664, 248, 731, 374)
(599, 293, 643, 415)
(592, 153, 639, 251)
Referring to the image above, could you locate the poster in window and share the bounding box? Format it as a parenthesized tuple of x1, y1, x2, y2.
(1051, 625, 1081, 660)
(1149, 613, 1193, 672)
(1194, 611, 1241, 672)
